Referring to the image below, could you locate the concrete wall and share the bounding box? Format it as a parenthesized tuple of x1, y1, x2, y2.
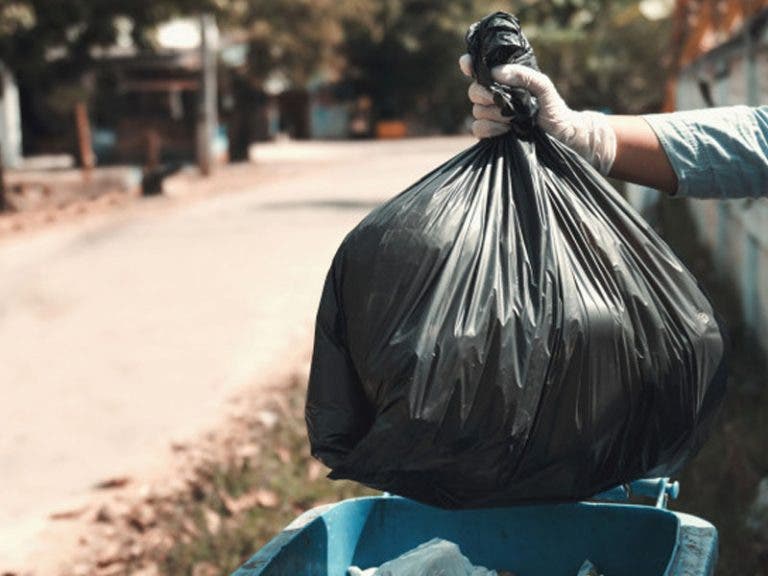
(626, 10, 768, 347)
(0, 61, 22, 168)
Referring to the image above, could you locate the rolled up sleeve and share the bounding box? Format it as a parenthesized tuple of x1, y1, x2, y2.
(643, 106, 768, 199)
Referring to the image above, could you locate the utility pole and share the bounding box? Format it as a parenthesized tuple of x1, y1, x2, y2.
(0, 143, 5, 212)
(196, 14, 218, 177)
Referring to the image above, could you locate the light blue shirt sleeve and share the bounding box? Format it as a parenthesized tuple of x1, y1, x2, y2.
(643, 106, 768, 199)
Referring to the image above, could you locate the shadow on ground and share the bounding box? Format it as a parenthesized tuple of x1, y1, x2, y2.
(256, 200, 383, 212)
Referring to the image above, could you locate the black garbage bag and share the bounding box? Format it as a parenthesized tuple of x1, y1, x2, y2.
(306, 11, 726, 509)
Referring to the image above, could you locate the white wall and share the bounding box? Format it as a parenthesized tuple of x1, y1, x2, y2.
(626, 14, 768, 347)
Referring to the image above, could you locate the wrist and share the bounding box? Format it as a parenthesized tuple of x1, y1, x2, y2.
(561, 110, 617, 176)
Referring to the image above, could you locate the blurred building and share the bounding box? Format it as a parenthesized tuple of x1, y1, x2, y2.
(89, 17, 225, 168)
(307, 81, 356, 140)
(6, 17, 225, 171)
(96, 51, 205, 165)
(10, 14, 368, 170)
(92, 31, 359, 165)
(629, 0, 768, 347)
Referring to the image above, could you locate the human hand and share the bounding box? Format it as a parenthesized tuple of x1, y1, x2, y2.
(459, 54, 617, 175)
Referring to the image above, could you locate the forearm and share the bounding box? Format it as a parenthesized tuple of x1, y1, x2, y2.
(606, 115, 678, 195)
(641, 106, 768, 199)
(606, 107, 768, 198)
(463, 56, 768, 198)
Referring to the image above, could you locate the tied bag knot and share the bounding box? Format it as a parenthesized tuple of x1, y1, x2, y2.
(466, 11, 540, 140)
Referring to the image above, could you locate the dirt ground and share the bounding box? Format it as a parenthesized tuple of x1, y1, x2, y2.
(0, 136, 474, 574)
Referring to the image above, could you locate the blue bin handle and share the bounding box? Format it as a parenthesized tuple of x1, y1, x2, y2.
(594, 478, 679, 509)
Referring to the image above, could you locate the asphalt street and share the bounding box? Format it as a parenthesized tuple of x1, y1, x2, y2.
(0, 136, 473, 569)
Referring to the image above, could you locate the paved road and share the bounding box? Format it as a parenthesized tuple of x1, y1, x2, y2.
(0, 137, 473, 568)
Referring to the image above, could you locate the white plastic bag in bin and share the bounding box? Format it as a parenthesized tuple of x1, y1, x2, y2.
(348, 538, 499, 576)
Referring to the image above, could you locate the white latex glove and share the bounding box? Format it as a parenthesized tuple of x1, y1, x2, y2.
(459, 54, 617, 175)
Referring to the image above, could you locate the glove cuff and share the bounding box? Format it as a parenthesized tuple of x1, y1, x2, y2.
(561, 111, 617, 176)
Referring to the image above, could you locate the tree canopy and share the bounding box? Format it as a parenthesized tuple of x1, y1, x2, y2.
(336, 0, 671, 130)
(0, 0, 219, 75)
(0, 0, 672, 139)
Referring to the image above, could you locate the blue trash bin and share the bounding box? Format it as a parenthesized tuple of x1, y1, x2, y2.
(232, 478, 716, 576)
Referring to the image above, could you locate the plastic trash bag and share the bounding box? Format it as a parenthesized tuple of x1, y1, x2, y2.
(306, 11, 726, 508)
(348, 539, 498, 576)
(347, 567, 376, 576)
(576, 560, 602, 576)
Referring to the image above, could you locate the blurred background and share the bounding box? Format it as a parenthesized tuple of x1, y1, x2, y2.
(0, 0, 676, 173)
(0, 1, 767, 575)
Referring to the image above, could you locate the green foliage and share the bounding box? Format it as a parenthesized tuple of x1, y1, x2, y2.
(0, 0, 674, 137)
(523, 2, 672, 113)
(334, 0, 671, 131)
(224, 0, 347, 86)
(341, 0, 477, 130)
(0, 0, 218, 153)
(0, 0, 216, 75)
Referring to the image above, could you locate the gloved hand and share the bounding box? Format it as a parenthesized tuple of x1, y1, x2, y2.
(459, 54, 617, 175)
